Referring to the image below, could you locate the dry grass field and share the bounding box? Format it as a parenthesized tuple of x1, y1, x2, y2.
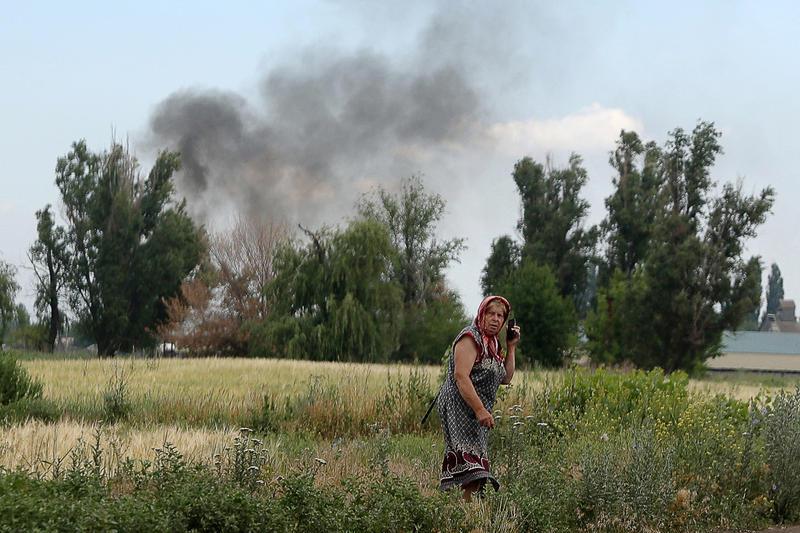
(20, 356, 791, 412)
(5, 354, 800, 531)
(19, 357, 441, 425)
(2, 356, 793, 479)
(5, 357, 450, 483)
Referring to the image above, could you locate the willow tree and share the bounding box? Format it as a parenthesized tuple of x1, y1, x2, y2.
(358, 176, 467, 362)
(255, 219, 403, 362)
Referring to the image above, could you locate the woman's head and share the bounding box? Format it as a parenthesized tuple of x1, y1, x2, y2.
(475, 296, 510, 336)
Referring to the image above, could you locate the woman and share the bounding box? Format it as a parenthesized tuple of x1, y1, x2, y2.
(437, 295, 520, 500)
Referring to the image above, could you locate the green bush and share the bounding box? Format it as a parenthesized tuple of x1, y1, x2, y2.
(0, 352, 43, 404)
(498, 259, 576, 367)
(0, 423, 474, 533)
(487, 368, 775, 532)
(516, 368, 691, 438)
(101, 367, 131, 423)
(575, 428, 675, 530)
(0, 397, 60, 424)
(0, 352, 58, 424)
(395, 295, 468, 364)
(756, 387, 800, 523)
(504, 446, 578, 532)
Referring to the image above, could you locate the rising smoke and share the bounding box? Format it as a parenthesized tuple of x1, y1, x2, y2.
(148, 49, 484, 226)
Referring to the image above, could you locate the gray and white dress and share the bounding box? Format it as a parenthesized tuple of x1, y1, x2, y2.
(437, 324, 506, 491)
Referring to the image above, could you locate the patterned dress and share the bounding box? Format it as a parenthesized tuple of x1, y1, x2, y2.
(437, 324, 506, 491)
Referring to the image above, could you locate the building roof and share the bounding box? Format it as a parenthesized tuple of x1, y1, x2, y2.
(722, 331, 800, 355)
(777, 322, 800, 333)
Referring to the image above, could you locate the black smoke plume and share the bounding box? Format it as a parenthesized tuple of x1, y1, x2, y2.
(149, 51, 482, 225)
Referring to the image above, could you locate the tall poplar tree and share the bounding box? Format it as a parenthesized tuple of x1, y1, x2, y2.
(601, 131, 662, 280)
(587, 122, 774, 372)
(513, 155, 598, 306)
(0, 261, 19, 344)
(480, 235, 520, 297)
(28, 205, 68, 351)
(764, 263, 785, 319)
(54, 140, 204, 356)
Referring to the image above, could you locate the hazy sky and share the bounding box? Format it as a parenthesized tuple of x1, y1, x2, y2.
(2, 1, 798, 317)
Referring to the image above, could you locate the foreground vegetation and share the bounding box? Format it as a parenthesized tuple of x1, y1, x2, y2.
(4, 351, 800, 531)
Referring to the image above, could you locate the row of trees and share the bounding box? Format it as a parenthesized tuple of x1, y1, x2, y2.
(482, 121, 775, 372)
(158, 177, 467, 363)
(1, 121, 780, 372)
(9, 138, 466, 362)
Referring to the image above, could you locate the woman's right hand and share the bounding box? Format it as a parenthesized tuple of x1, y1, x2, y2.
(476, 408, 495, 429)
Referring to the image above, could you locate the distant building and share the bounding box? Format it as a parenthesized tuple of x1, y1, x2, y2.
(54, 336, 75, 352)
(708, 330, 800, 372)
(760, 299, 800, 333)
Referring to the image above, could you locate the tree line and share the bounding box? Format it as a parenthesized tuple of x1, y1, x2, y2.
(0, 120, 782, 371)
(481, 121, 775, 372)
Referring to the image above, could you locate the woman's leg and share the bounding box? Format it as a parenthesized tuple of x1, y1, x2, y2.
(462, 480, 484, 502)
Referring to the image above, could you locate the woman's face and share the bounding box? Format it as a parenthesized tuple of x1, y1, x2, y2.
(481, 301, 506, 336)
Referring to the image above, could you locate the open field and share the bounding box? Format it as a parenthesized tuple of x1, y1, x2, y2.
(19, 357, 450, 430)
(5, 353, 800, 531)
(17, 355, 798, 427)
(0, 419, 442, 491)
(23, 357, 440, 413)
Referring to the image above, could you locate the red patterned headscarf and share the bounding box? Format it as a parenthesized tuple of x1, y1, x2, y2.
(473, 295, 511, 361)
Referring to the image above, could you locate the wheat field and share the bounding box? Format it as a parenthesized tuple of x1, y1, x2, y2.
(2, 356, 794, 480)
(21, 356, 782, 407)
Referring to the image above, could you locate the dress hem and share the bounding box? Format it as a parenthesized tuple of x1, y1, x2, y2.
(439, 471, 500, 492)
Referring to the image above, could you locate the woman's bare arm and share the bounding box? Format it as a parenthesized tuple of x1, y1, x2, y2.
(501, 324, 520, 384)
(501, 347, 516, 384)
(453, 337, 495, 428)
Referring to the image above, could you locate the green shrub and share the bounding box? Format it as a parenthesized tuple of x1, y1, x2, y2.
(498, 259, 577, 367)
(0, 352, 58, 424)
(101, 367, 131, 423)
(538, 368, 690, 431)
(0, 427, 471, 533)
(504, 446, 578, 533)
(346, 474, 466, 532)
(576, 427, 675, 530)
(378, 367, 434, 433)
(486, 367, 775, 532)
(757, 387, 800, 523)
(0, 352, 43, 404)
(0, 397, 60, 424)
(396, 296, 468, 364)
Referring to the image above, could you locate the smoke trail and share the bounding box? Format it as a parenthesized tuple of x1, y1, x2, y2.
(148, 49, 482, 225)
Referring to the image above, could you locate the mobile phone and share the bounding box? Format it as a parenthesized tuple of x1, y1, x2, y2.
(507, 318, 518, 340)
